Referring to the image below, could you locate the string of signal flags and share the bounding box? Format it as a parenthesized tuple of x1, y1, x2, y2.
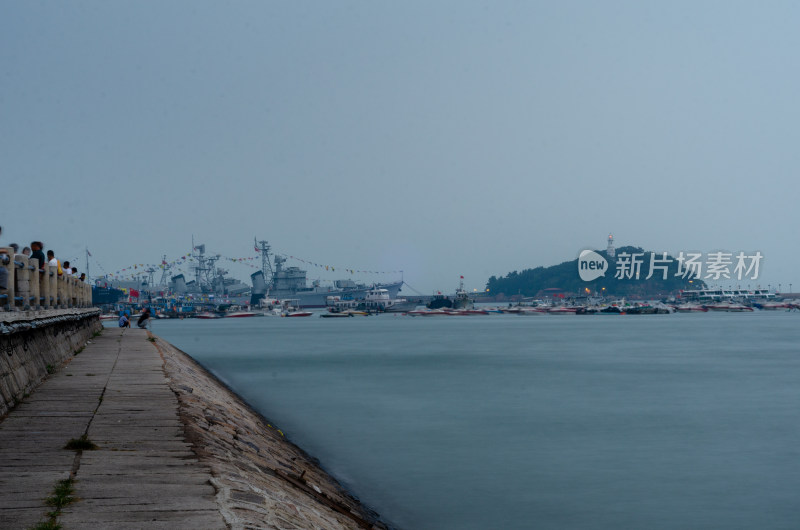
(97, 249, 402, 281)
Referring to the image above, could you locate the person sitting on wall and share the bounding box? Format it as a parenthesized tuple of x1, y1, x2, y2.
(47, 250, 62, 275)
(63, 261, 72, 276)
(30, 242, 46, 270)
(137, 307, 151, 329)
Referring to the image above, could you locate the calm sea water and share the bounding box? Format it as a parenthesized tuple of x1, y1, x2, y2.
(150, 312, 800, 529)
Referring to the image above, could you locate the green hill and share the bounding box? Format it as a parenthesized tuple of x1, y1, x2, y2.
(486, 246, 706, 298)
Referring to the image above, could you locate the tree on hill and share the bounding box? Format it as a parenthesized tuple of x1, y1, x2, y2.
(486, 246, 706, 298)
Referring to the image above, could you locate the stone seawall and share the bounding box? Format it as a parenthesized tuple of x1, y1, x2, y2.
(153, 335, 389, 529)
(0, 309, 102, 416)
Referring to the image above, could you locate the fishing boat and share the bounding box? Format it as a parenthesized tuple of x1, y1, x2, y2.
(427, 277, 474, 310)
(362, 288, 417, 312)
(452, 277, 474, 310)
(325, 288, 415, 313)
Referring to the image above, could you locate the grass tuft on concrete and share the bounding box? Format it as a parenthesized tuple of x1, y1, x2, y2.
(64, 434, 99, 451)
(31, 477, 76, 529)
(45, 478, 75, 508)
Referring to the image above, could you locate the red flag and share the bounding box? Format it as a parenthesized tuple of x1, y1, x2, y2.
(254, 245, 260, 252)
(130, 289, 140, 298)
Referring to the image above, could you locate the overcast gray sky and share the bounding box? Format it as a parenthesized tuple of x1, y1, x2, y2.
(3, 1, 798, 294)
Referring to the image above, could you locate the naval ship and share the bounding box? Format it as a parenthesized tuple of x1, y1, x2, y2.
(250, 240, 403, 308)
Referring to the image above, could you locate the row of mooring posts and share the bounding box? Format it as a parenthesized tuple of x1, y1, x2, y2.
(0, 249, 91, 311)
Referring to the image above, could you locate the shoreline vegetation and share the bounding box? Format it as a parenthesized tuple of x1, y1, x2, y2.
(486, 245, 705, 298)
(151, 333, 389, 529)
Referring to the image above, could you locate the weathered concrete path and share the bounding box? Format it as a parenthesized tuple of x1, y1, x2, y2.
(0, 327, 227, 529)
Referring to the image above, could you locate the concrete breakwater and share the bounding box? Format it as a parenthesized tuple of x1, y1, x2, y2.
(154, 335, 388, 529)
(0, 308, 101, 416)
(0, 312, 388, 528)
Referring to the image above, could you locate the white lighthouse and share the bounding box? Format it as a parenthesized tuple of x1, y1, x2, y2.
(606, 234, 615, 258)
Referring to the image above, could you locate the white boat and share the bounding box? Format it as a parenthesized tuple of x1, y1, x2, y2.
(363, 288, 417, 312)
(326, 288, 418, 313)
(260, 298, 303, 316)
(284, 311, 313, 317)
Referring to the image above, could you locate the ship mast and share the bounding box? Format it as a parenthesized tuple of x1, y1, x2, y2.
(255, 238, 274, 286)
(191, 239, 219, 293)
(144, 266, 156, 288)
(158, 255, 171, 286)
